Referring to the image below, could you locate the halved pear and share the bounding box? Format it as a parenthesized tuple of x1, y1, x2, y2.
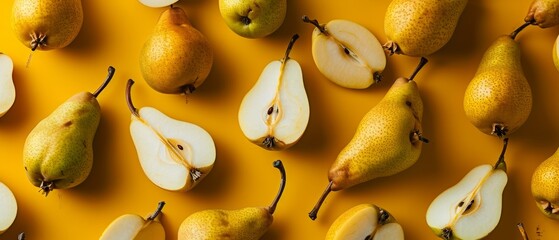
(0, 181, 17, 234)
(0, 53, 15, 118)
(326, 204, 404, 240)
(238, 34, 309, 150)
(100, 201, 166, 240)
(426, 139, 509, 240)
(138, 0, 178, 8)
(302, 16, 386, 89)
(126, 80, 216, 191)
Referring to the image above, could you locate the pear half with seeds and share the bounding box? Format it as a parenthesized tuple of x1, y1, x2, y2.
(326, 204, 404, 240)
(100, 201, 166, 240)
(126, 80, 216, 191)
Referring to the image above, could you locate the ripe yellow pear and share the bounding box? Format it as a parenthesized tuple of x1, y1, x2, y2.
(309, 58, 429, 220)
(178, 160, 286, 239)
(11, 0, 83, 51)
(463, 23, 532, 138)
(531, 147, 559, 220)
(384, 0, 468, 57)
(22, 67, 114, 195)
(525, 0, 559, 28)
(140, 6, 213, 95)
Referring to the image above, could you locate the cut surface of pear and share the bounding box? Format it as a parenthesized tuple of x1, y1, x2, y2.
(426, 139, 509, 240)
(303, 16, 386, 89)
(138, 0, 178, 8)
(0, 53, 15, 118)
(100, 201, 166, 240)
(325, 204, 403, 240)
(0, 181, 17, 234)
(238, 34, 309, 150)
(126, 80, 215, 191)
(11, 0, 83, 50)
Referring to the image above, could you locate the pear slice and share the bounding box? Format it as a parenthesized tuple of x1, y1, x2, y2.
(0, 53, 15, 118)
(325, 204, 404, 240)
(302, 16, 386, 89)
(138, 0, 178, 8)
(0, 181, 17, 234)
(100, 201, 166, 240)
(426, 139, 509, 240)
(126, 80, 216, 191)
(238, 34, 309, 150)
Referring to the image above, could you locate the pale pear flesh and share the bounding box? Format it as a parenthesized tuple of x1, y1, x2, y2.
(11, 0, 83, 50)
(303, 16, 386, 89)
(325, 204, 404, 240)
(0, 53, 15, 117)
(0, 182, 17, 234)
(138, 0, 178, 8)
(238, 35, 309, 150)
(100, 201, 166, 240)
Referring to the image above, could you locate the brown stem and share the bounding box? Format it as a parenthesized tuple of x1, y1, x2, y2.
(92, 66, 116, 98)
(510, 21, 533, 40)
(147, 201, 166, 221)
(268, 160, 286, 215)
(494, 138, 509, 172)
(492, 124, 508, 138)
(302, 15, 327, 34)
(125, 79, 140, 118)
(517, 223, 530, 240)
(39, 181, 54, 196)
(409, 57, 428, 81)
(283, 34, 299, 63)
(308, 181, 333, 220)
(18, 232, 25, 240)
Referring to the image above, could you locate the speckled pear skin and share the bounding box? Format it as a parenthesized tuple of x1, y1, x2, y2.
(11, 0, 83, 50)
(531, 147, 559, 220)
(463, 35, 532, 137)
(23, 92, 100, 193)
(525, 0, 559, 28)
(178, 207, 272, 240)
(329, 78, 424, 191)
(384, 0, 468, 56)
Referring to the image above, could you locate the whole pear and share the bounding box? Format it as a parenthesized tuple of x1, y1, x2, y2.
(384, 0, 468, 56)
(463, 24, 532, 138)
(140, 6, 213, 95)
(219, 0, 286, 38)
(531, 147, 559, 220)
(309, 58, 429, 220)
(22, 67, 114, 196)
(11, 0, 83, 51)
(178, 160, 286, 239)
(525, 0, 559, 28)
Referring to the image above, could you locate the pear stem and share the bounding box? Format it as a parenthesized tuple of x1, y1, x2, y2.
(302, 15, 327, 34)
(92, 66, 116, 98)
(408, 57, 428, 81)
(283, 34, 299, 63)
(147, 201, 166, 221)
(494, 138, 509, 171)
(308, 181, 333, 220)
(510, 21, 533, 40)
(125, 79, 140, 118)
(517, 223, 530, 240)
(268, 160, 286, 215)
(18, 232, 25, 240)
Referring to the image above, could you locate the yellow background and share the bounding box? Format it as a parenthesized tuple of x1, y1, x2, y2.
(1, 0, 559, 239)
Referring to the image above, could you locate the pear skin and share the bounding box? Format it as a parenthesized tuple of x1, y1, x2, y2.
(463, 25, 532, 137)
(531, 147, 559, 220)
(384, 0, 468, 56)
(525, 0, 559, 28)
(11, 0, 83, 50)
(23, 67, 115, 195)
(140, 6, 213, 95)
(309, 58, 429, 220)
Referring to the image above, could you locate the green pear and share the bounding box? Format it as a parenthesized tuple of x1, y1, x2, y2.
(383, 0, 468, 57)
(463, 23, 533, 138)
(531, 147, 559, 220)
(178, 160, 286, 240)
(525, 0, 559, 28)
(219, 0, 286, 38)
(23, 66, 115, 196)
(309, 58, 429, 220)
(140, 6, 213, 95)
(11, 0, 83, 51)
